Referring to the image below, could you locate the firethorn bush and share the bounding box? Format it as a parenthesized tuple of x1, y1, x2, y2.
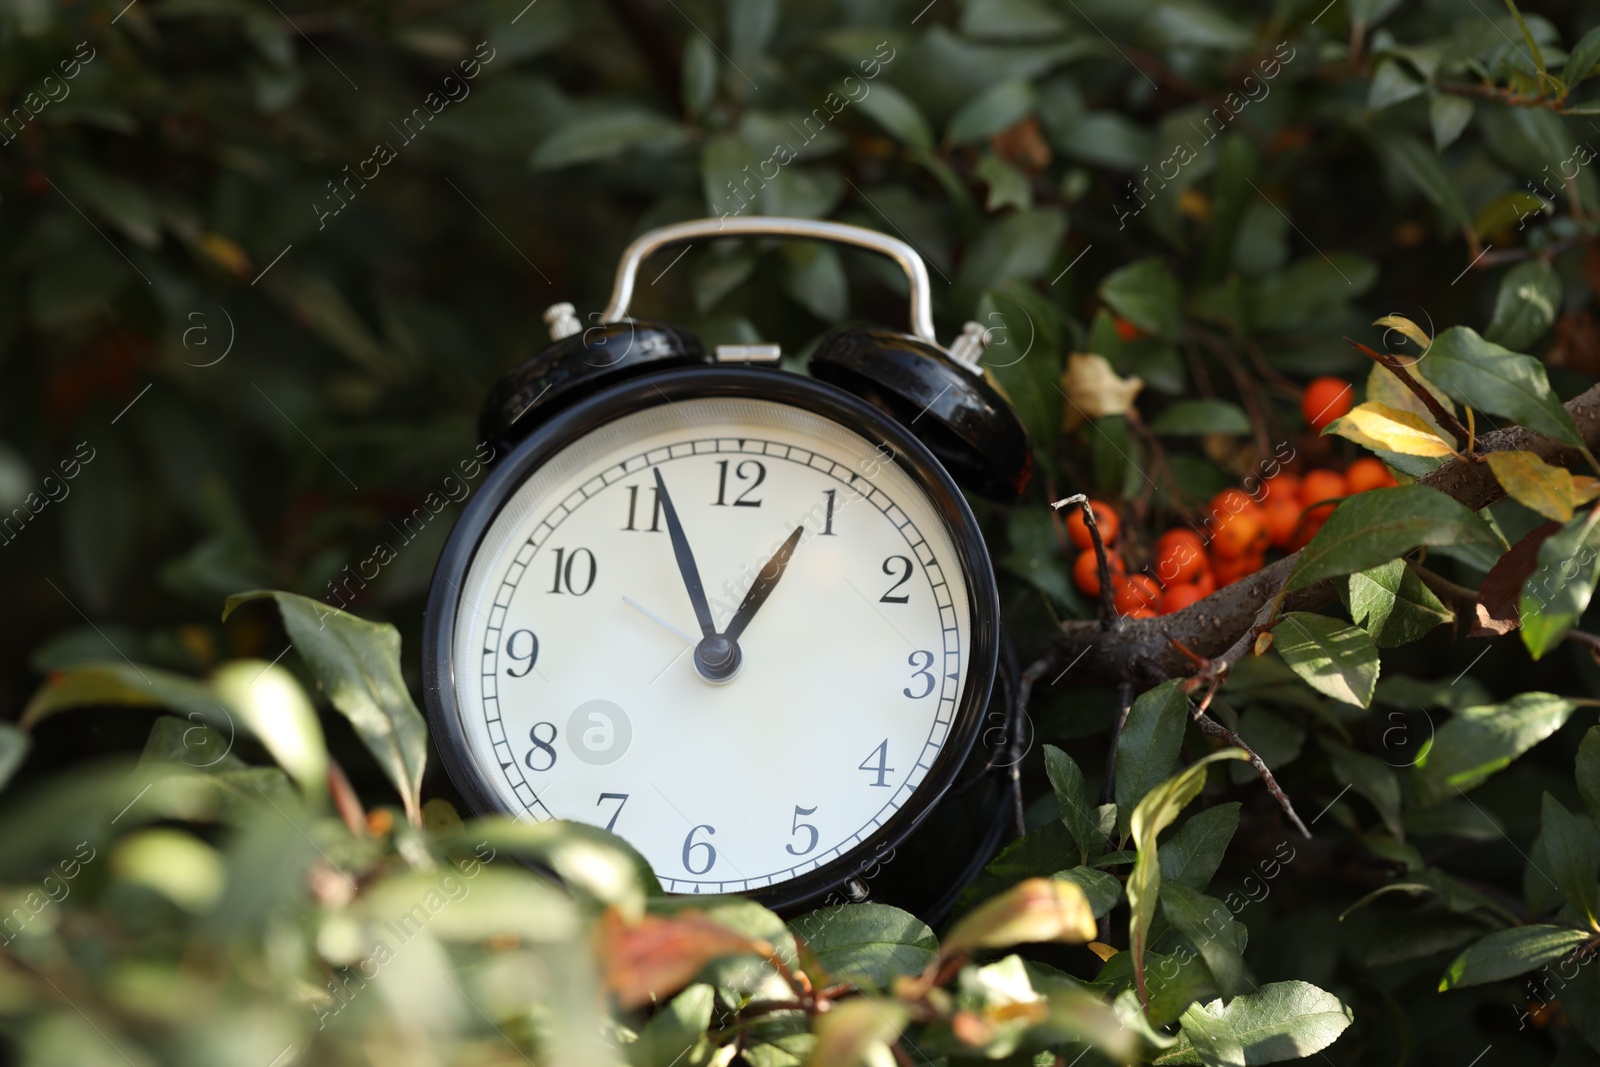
(7, 2, 1600, 1066)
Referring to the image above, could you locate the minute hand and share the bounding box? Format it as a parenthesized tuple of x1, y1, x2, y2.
(653, 468, 716, 638)
(723, 526, 805, 643)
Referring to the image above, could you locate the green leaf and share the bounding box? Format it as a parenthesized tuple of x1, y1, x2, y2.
(1486, 259, 1561, 352)
(1100, 257, 1182, 341)
(1438, 925, 1591, 989)
(727, 0, 778, 71)
(21, 661, 326, 798)
(1274, 612, 1380, 707)
(1128, 750, 1251, 1004)
(628, 984, 713, 1067)
(1578, 727, 1600, 826)
(1423, 326, 1583, 447)
(1430, 93, 1474, 152)
(789, 903, 936, 988)
(853, 81, 933, 150)
(945, 79, 1034, 145)
(978, 283, 1064, 461)
(1368, 60, 1426, 109)
(1286, 484, 1499, 590)
(532, 108, 688, 169)
(1116, 680, 1191, 837)
(1160, 803, 1241, 891)
(953, 207, 1066, 310)
(1566, 26, 1600, 84)
(1178, 1001, 1245, 1067)
(0, 724, 28, 792)
(1054, 865, 1123, 917)
(59, 160, 160, 248)
(1151, 399, 1252, 436)
(1412, 693, 1587, 805)
(1540, 792, 1600, 925)
(1155, 982, 1354, 1065)
(681, 35, 717, 116)
(782, 243, 847, 321)
(1502, 0, 1549, 84)
(1045, 744, 1104, 863)
(226, 590, 427, 824)
(1161, 883, 1247, 998)
(975, 153, 1032, 212)
(1367, 132, 1471, 227)
(1347, 560, 1453, 647)
(1322, 739, 1403, 840)
(1520, 510, 1600, 658)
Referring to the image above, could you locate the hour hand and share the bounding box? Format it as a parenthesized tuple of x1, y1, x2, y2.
(653, 467, 716, 639)
(723, 526, 805, 644)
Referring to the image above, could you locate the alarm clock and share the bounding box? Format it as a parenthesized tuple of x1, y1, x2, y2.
(422, 217, 1031, 918)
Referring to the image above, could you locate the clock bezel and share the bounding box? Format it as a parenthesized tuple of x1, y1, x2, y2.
(422, 365, 1000, 912)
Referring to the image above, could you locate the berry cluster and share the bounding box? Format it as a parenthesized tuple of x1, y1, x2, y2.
(1067, 457, 1396, 618)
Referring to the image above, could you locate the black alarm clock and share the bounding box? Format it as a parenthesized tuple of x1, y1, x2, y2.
(422, 217, 1031, 918)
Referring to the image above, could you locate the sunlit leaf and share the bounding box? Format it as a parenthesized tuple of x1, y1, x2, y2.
(1324, 402, 1455, 457)
(805, 997, 907, 1067)
(226, 591, 426, 823)
(1485, 449, 1580, 522)
(1127, 750, 1250, 1004)
(1424, 327, 1582, 448)
(941, 877, 1096, 957)
(1155, 982, 1353, 1064)
(1286, 485, 1499, 590)
(1412, 693, 1588, 805)
(1274, 612, 1380, 707)
(1438, 926, 1590, 990)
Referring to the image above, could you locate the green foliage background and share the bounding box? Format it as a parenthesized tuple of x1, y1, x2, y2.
(6, 0, 1600, 1064)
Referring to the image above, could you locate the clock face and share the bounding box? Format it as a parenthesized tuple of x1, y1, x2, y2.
(437, 385, 987, 899)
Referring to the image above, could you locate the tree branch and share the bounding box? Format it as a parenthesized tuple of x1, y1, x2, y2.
(1036, 382, 1600, 689)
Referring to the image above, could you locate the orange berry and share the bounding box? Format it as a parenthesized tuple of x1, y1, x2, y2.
(1162, 583, 1206, 614)
(1344, 457, 1396, 494)
(1299, 468, 1347, 507)
(1303, 377, 1354, 431)
(1127, 607, 1160, 620)
(1262, 501, 1301, 550)
(1113, 574, 1162, 615)
(1194, 570, 1216, 597)
(1113, 316, 1142, 342)
(1073, 549, 1124, 597)
(1260, 472, 1301, 507)
(1154, 529, 1208, 585)
(1211, 509, 1262, 559)
(1065, 500, 1119, 551)
(1211, 488, 1255, 516)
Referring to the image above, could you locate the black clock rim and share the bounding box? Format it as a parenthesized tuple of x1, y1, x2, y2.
(422, 366, 1000, 913)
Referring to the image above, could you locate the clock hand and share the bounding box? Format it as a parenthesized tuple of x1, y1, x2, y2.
(622, 595, 695, 644)
(653, 467, 717, 639)
(722, 526, 806, 644)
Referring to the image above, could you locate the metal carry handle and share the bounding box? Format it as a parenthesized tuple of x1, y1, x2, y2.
(600, 216, 939, 347)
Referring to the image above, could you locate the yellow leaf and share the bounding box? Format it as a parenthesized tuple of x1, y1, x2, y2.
(1573, 475, 1600, 504)
(1486, 450, 1579, 523)
(1325, 402, 1457, 458)
(1372, 314, 1432, 354)
(1087, 941, 1119, 961)
(198, 232, 251, 277)
(1364, 360, 1455, 438)
(941, 877, 1096, 957)
(1061, 353, 1143, 425)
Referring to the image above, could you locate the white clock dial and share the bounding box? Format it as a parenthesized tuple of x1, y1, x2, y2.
(449, 397, 972, 894)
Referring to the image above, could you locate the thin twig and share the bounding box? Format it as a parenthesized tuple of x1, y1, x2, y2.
(1346, 338, 1473, 451)
(1052, 495, 1121, 630)
(1190, 702, 1311, 838)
